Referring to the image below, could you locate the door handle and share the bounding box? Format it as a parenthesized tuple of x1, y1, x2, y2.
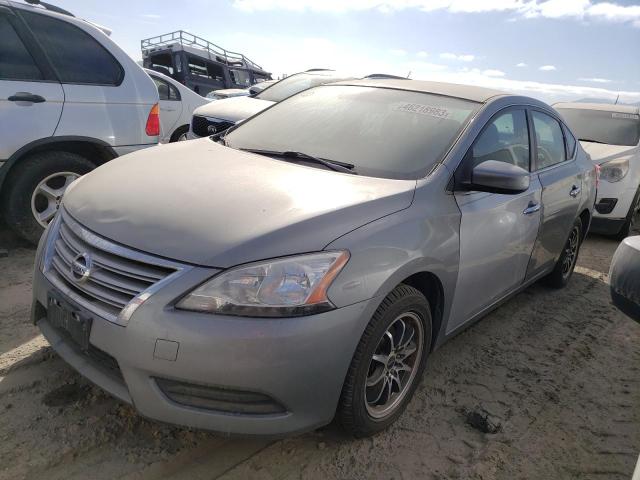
(569, 185, 581, 198)
(8, 92, 46, 103)
(523, 202, 541, 215)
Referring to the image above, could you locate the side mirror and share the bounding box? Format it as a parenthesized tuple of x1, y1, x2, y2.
(249, 86, 260, 96)
(467, 160, 530, 194)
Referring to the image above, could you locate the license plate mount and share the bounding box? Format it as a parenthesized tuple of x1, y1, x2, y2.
(47, 294, 93, 351)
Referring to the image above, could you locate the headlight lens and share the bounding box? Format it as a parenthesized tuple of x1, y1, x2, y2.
(176, 251, 350, 317)
(599, 158, 629, 183)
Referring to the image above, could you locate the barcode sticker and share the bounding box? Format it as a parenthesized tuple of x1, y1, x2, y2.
(394, 103, 450, 119)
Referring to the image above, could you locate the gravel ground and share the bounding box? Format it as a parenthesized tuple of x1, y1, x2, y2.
(0, 221, 638, 480)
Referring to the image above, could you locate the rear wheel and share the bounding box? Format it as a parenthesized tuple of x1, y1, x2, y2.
(2, 151, 94, 244)
(337, 284, 431, 437)
(170, 124, 190, 142)
(544, 217, 583, 289)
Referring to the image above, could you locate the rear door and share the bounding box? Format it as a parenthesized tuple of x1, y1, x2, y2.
(448, 108, 542, 332)
(0, 7, 63, 161)
(149, 73, 183, 142)
(525, 109, 582, 279)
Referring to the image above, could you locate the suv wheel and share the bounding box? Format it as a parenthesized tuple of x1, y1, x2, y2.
(544, 217, 583, 289)
(337, 284, 432, 437)
(2, 151, 94, 244)
(170, 125, 190, 142)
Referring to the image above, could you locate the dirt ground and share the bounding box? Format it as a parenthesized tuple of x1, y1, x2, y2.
(0, 221, 639, 480)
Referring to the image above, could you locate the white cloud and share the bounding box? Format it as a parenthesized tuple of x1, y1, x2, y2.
(483, 69, 506, 77)
(232, 0, 640, 27)
(440, 52, 475, 62)
(539, 65, 557, 71)
(578, 77, 612, 83)
(516, 62, 528, 67)
(389, 48, 407, 56)
(416, 50, 429, 58)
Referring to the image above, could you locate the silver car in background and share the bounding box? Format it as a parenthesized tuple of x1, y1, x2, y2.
(32, 79, 596, 437)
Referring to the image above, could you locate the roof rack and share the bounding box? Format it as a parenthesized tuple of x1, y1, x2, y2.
(141, 31, 266, 72)
(24, 0, 74, 16)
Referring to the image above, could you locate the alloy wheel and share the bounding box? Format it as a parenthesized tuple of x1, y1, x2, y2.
(364, 312, 424, 419)
(31, 171, 80, 227)
(561, 226, 580, 278)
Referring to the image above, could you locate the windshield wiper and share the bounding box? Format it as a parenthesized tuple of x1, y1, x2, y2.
(238, 148, 357, 174)
(579, 138, 607, 144)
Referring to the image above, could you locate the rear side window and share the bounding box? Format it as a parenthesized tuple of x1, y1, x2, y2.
(563, 124, 577, 158)
(151, 75, 180, 101)
(471, 109, 530, 171)
(532, 111, 566, 170)
(0, 15, 42, 80)
(21, 11, 123, 85)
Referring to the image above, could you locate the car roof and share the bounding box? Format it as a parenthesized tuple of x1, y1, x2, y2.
(554, 102, 640, 115)
(330, 78, 508, 103)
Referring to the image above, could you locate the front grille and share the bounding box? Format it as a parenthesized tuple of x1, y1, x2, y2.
(44, 210, 180, 324)
(191, 115, 235, 137)
(155, 377, 287, 415)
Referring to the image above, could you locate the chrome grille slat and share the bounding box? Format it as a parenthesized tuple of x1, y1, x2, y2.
(44, 210, 183, 324)
(59, 223, 168, 281)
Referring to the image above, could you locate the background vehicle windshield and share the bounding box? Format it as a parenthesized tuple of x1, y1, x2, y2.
(226, 85, 479, 179)
(557, 108, 640, 146)
(255, 73, 352, 103)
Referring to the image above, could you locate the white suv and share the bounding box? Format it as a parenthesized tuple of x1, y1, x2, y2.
(0, 1, 159, 243)
(555, 103, 640, 239)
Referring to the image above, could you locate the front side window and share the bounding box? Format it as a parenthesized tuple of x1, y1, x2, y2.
(471, 110, 530, 171)
(226, 85, 479, 180)
(230, 69, 251, 87)
(532, 111, 566, 170)
(556, 107, 640, 147)
(21, 11, 122, 85)
(0, 15, 42, 81)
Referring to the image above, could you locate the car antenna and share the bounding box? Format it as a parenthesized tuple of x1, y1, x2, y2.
(24, 0, 75, 17)
(614, 93, 620, 105)
(406, 71, 412, 79)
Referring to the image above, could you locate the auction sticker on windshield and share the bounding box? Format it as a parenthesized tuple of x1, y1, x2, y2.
(394, 103, 450, 119)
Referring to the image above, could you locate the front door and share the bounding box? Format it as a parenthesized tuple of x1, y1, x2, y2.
(448, 108, 542, 333)
(525, 110, 582, 279)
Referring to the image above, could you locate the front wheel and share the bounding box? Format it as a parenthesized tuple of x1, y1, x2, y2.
(337, 284, 432, 437)
(2, 151, 94, 244)
(544, 217, 583, 289)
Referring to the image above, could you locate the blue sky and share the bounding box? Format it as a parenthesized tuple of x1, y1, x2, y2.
(56, 0, 640, 103)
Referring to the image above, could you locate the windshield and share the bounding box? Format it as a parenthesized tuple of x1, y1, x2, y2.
(255, 72, 353, 103)
(556, 108, 640, 146)
(225, 85, 479, 179)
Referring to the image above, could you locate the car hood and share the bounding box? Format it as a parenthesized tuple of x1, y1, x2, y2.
(62, 139, 416, 268)
(193, 96, 274, 123)
(580, 141, 639, 165)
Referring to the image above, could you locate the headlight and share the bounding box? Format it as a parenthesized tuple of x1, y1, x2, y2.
(176, 251, 350, 317)
(599, 158, 629, 183)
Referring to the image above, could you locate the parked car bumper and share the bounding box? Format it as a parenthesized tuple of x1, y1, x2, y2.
(32, 264, 377, 436)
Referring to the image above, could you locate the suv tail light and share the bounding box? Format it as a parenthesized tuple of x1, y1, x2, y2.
(145, 103, 160, 137)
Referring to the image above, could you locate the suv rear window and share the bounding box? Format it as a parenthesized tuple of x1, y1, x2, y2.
(0, 15, 42, 80)
(557, 108, 640, 146)
(21, 11, 123, 85)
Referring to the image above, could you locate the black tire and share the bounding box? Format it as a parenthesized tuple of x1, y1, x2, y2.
(337, 284, 432, 437)
(544, 217, 583, 289)
(169, 124, 190, 143)
(2, 151, 94, 244)
(614, 188, 640, 241)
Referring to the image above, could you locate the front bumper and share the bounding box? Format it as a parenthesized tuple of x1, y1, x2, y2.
(593, 183, 637, 220)
(33, 266, 378, 436)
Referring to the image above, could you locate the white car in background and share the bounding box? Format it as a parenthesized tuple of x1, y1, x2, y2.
(205, 88, 250, 101)
(145, 69, 210, 142)
(555, 103, 640, 239)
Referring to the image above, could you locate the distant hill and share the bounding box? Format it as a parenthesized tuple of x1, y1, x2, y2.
(573, 97, 640, 106)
